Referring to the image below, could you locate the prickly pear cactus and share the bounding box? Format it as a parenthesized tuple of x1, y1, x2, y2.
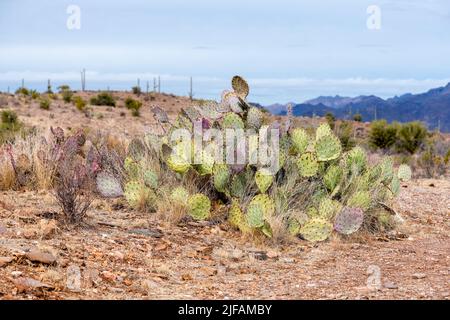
(231, 75, 249, 100)
(143, 170, 158, 189)
(315, 123, 332, 141)
(247, 107, 263, 130)
(390, 175, 400, 196)
(334, 207, 364, 235)
(188, 194, 211, 220)
(213, 164, 230, 193)
(255, 169, 273, 193)
(297, 152, 319, 177)
(318, 198, 342, 219)
(228, 200, 251, 233)
(300, 218, 333, 242)
(194, 151, 214, 176)
(345, 146, 367, 175)
(96, 171, 123, 198)
(246, 200, 265, 228)
(347, 190, 371, 211)
(315, 134, 342, 161)
(128, 138, 146, 161)
(124, 157, 140, 179)
(124, 180, 144, 208)
(170, 186, 189, 205)
(291, 128, 309, 155)
(380, 156, 394, 184)
(222, 112, 245, 130)
(323, 165, 343, 193)
(397, 164, 412, 182)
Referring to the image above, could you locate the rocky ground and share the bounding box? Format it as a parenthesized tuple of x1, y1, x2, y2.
(0, 178, 448, 300)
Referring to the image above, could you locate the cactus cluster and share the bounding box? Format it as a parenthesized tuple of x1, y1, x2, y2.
(94, 75, 411, 242)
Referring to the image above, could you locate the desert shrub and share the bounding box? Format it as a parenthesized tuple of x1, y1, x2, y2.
(39, 98, 51, 110)
(58, 85, 70, 93)
(30, 90, 40, 100)
(90, 92, 116, 107)
(0, 110, 22, 144)
(395, 121, 427, 155)
(353, 113, 363, 122)
(15, 87, 30, 96)
(132, 86, 142, 95)
(72, 96, 86, 111)
(62, 90, 73, 103)
(125, 97, 142, 117)
(368, 120, 398, 150)
(50, 129, 95, 224)
(336, 121, 356, 151)
(413, 134, 450, 178)
(325, 112, 335, 130)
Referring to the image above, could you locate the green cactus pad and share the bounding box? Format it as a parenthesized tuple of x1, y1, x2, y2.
(246, 201, 265, 228)
(170, 186, 189, 205)
(222, 112, 245, 130)
(167, 154, 191, 174)
(323, 165, 343, 192)
(247, 107, 263, 129)
(380, 156, 394, 184)
(124, 180, 151, 208)
(397, 164, 412, 182)
(347, 190, 371, 211)
(213, 164, 230, 193)
(315, 134, 342, 161)
(315, 123, 333, 141)
(255, 169, 274, 193)
(291, 128, 309, 155)
(128, 138, 146, 161)
(345, 147, 367, 175)
(96, 172, 123, 198)
(143, 170, 158, 189)
(390, 175, 400, 196)
(261, 222, 273, 238)
(296, 152, 319, 177)
(188, 194, 211, 221)
(195, 151, 214, 176)
(334, 207, 364, 235)
(124, 157, 140, 179)
(228, 200, 250, 233)
(318, 198, 342, 219)
(287, 218, 302, 236)
(300, 218, 333, 242)
(231, 76, 250, 99)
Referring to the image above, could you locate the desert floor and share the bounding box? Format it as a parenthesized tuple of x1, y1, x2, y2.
(0, 178, 448, 300)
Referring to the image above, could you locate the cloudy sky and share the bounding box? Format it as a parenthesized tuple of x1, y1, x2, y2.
(0, 0, 449, 103)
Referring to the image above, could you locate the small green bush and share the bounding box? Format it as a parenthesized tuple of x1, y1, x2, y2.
(1, 110, 18, 125)
(336, 121, 356, 151)
(30, 90, 40, 100)
(62, 90, 73, 103)
(73, 96, 87, 111)
(353, 113, 363, 122)
(132, 86, 142, 95)
(15, 87, 30, 96)
(40, 98, 51, 110)
(0, 110, 22, 143)
(58, 85, 71, 93)
(368, 120, 398, 150)
(125, 97, 142, 117)
(325, 112, 335, 130)
(396, 121, 427, 155)
(90, 92, 116, 107)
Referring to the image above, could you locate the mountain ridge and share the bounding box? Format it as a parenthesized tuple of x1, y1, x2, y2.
(264, 82, 450, 132)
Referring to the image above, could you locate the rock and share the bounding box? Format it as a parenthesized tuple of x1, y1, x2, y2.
(26, 249, 57, 265)
(0, 225, 6, 235)
(384, 281, 398, 289)
(281, 257, 296, 263)
(13, 277, 53, 293)
(100, 271, 116, 282)
(128, 228, 163, 238)
(0, 257, 14, 267)
(412, 273, 426, 279)
(112, 251, 125, 260)
(181, 273, 193, 281)
(38, 219, 58, 239)
(266, 250, 280, 259)
(11, 271, 23, 278)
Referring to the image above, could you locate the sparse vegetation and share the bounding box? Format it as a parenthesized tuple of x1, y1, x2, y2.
(368, 120, 398, 151)
(90, 92, 116, 107)
(39, 98, 51, 110)
(125, 97, 142, 117)
(353, 113, 363, 122)
(72, 96, 87, 111)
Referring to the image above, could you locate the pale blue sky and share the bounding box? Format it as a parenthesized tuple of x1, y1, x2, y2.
(0, 0, 449, 103)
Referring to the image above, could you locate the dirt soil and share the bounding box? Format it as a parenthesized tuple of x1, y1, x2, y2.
(0, 178, 449, 300)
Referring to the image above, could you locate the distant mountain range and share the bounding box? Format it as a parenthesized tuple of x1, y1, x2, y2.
(264, 82, 450, 132)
